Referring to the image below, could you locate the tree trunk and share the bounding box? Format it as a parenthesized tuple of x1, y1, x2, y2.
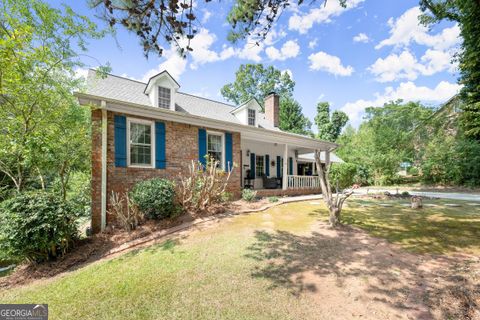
(329, 207, 341, 227)
(37, 167, 45, 190)
(314, 149, 355, 228)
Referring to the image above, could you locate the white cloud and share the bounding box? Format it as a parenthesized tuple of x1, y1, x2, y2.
(368, 50, 420, 82)
(264, 28, 287, 46)
(201, 9, 211, 24)
(308, 51, 354, 76)
(353, 32, 370, 43)
(265, 40, 300, 61)
(368, 49, 457, 82)
(289, 0, 364, 34)
(188, 29, 235, 69)
(308, 39, 318, 49)
(141, 28, 235, 80)
(376, 6, 461, 50)
(420, 48, 457, 75)
(341, 80, 461, 126)
(142, 49, 187, 81)
(74, 68, 89, 80)
(236, 41, 264, 62)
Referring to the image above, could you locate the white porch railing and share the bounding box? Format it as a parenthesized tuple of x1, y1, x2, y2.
(287, 175, 321, 189)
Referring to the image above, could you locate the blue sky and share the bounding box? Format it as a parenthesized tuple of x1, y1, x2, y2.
(59, 0, 461, 128)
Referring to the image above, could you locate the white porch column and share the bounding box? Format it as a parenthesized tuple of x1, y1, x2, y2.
(325, 149, 331, 168)
(282, 144, 288, 190)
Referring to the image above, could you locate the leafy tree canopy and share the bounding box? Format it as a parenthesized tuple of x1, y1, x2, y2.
(336, 101, 434, 185)
(91, 0, 346, 57)
(419, 0, 480, 139)
(221, 64, 294, 107)
(314, 102, 348, 142)
(279, 97, 312, 135)
(0, 0, 104, 193)
(221, 64, 311, 135)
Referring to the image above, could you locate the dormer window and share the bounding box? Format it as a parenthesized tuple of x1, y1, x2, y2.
(248, 109, 256, 126)
(158, 86, 171, 109)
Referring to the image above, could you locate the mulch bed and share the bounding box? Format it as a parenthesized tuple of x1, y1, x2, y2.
(0, 212, 198, 289)
(0, 198, 276, 289)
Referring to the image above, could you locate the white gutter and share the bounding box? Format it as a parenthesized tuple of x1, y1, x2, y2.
(100, 101, 107, 232)
(75, 92, 337, 151)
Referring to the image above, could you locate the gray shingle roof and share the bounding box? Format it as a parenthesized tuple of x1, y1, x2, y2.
(85, 70, 279, 131)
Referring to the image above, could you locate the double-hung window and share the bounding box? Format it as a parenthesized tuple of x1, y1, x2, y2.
(128, 119, 154, 167)
(256, 155, 264, 177)
(248, 109, 256, 126)
(158, 87, 171, 109)
(207, 132, 224, 168)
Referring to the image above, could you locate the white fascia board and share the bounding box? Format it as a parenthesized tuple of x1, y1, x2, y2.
(76, 93, 337, 151)
(230, 98, 262, 114)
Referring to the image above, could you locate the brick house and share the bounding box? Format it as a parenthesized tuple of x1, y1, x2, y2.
(76, 70, 339, 233)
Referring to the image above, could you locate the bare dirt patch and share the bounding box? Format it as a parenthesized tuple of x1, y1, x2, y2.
(246, 221, 480, 320)
(228, 198, 271, 211)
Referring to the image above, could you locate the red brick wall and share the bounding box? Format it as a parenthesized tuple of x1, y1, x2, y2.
(91, 110, 241, 233)
(255, 188, 321, 198)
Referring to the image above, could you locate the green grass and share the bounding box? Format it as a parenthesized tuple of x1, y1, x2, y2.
(338, 198, 480, 254)
(1, 199, 479, 319)
(0, 202, 321, 320)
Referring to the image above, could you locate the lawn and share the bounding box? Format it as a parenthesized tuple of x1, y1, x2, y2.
(1, 198, 479, 319)
(340, 197, 480, 254)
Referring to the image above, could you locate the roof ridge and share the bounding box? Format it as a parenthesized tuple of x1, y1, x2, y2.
(88, 69, 240, 108)
(177, 91, 236, 109)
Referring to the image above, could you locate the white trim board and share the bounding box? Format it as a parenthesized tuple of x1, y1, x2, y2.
(76, 93, 337, 151)
(126, 117, 156, 169)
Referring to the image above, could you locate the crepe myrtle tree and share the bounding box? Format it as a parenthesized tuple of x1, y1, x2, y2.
(91, 0, 346, 57)
(314, 149, 356, 227)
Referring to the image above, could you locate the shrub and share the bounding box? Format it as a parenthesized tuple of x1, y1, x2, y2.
(401, 191, 410, 197)
(242, 189, 257, 202)
(268, 196, 279, 203)
(0, 192, 79, 263)
(67, 172, 91, 218)
(408, 167, 419, 176)
(108, 192, 143, 231)
(177, 157, 235, 212)
(221, 192, 233, 203)
(329, 163, 358, 189)
(130, 178, 177, 219)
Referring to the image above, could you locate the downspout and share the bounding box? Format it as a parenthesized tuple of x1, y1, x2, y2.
(101, 101, 107, 232)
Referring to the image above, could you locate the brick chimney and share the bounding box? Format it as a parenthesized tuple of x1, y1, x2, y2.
(264, 92, 279, 127)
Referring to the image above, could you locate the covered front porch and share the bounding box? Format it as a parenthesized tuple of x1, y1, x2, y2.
(240, 135, 337, 192)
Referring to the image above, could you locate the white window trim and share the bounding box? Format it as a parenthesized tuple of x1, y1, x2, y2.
(255, 155, 265, 177)
(206, 130, 225, 170)
(127, 117, 156, 168)
(247, 108, 256, 127)
(157, 86, 171, 109)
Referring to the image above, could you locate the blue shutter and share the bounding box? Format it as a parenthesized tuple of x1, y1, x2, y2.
(289, 157, 293, 175)
(277, 156, 281, 177)
(155, 122, 166, 169)
(250, 153, 256, 178)
(198, 128, 207, 168)
(114, 115, 127, 167)
(265, 155, 270, 177)
(225, 132, 233, 171)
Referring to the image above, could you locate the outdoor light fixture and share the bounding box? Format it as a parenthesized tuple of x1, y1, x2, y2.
(246, 149, 250, 157)
(294, 150, 299, 159)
